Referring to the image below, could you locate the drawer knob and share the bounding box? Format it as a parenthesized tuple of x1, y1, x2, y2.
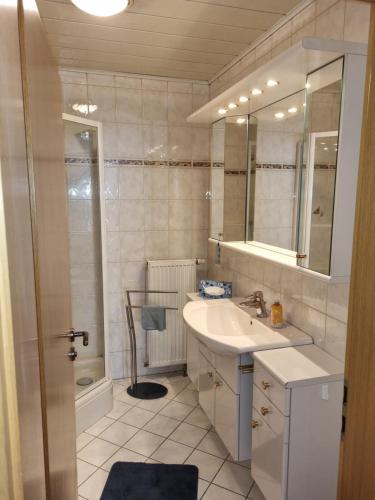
(251, 420, 261, 429)
(215, 380, 223, 387)
(261, 380, 271, 390)
(260, 406, 271, 416)
(207, 371, 213, 378)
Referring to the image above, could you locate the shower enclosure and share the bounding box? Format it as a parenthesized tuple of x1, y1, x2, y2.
(63, 113, 112, 433)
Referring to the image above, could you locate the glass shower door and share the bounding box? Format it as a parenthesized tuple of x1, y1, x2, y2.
(63, 114, 107, 395)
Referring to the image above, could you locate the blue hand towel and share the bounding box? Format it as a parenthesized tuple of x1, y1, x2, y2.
(141, 305, 166, 331)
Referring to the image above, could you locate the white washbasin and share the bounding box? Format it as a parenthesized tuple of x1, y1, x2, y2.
(183, 298, 312, 354)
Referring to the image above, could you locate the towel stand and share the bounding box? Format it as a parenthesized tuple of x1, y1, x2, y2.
(124, 289, 178, 400)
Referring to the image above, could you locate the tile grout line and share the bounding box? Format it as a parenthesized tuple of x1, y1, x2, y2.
(78, 374, 255, 498)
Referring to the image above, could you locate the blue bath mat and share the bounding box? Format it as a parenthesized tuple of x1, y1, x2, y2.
(100, 462, 199, 500)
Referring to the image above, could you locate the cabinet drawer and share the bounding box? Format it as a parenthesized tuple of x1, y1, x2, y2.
(199, 342, 215, 366)
(215, 352, 239, 393)
(251, 409, 288, 500)
(253, 385, 289, 442)
(215, 374, 240, 460)
(254, 361, 290, 416)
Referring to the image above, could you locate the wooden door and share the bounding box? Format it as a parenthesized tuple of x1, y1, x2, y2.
(17, 1, 77, 498)
(337, 2, 375, 499)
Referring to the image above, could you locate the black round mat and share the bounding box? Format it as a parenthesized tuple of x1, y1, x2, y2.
(127, 382, 168, 400)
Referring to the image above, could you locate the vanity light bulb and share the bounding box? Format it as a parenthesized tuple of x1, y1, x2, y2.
(237, 118, 246, 124)
(274, 112, 285, 119)
(302, 103, 306, 108)
(305, 82, 311, 89)
(266, 79, 279, 87)
(239, 96, 249, 103)
(323, 147, 329, 151)
(251, 88, 263, 96)
(288, 107, 297, 113)
(218, 108, 227, 115)
(228, 102, 237, 109)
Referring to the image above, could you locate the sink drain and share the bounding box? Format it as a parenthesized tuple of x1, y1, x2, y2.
(77, 376, 94, 386)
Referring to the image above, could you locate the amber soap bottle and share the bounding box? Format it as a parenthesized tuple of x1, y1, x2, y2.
(271, 301, 284, 329)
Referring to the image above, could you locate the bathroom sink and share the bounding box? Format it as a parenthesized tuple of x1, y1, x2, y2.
(183, 298, 312, 354)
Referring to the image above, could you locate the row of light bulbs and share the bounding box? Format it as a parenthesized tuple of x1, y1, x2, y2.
(218, 79, 280, 117)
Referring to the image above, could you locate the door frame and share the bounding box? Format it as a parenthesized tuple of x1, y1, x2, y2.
(62, 113, 110, 394)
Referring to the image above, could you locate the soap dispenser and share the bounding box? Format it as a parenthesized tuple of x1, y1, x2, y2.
(271, 301, 284, 329)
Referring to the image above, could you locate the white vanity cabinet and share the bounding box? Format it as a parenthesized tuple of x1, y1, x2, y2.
(251, 345, 344, 500)
(187, 328, 252, 461)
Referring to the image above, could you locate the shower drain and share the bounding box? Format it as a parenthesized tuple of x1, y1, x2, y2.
(77, 377, 94, 386)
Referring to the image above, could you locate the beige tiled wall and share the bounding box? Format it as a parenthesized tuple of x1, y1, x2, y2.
(209, 0, 370, 98)
(208, 240, 349, 362)
(60, 69, 211, 378)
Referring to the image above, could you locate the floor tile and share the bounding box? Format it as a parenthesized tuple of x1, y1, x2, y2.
(203, 484, 246, 500)
(162, 382, 186, 398)
(159, 400, 194, 420)
(137, 396, 170, 413)
(151, 439, 193, 464)
(125, 430, 165, 457)
(113, 377, 131, 386)
(113, 384, 125, 396)
(106, 399, 132, 420)
(185, 450, 224, 482)
(213, 461, 253, 496)
(228, 457, 251, 469)
(78, 468, 108, 500)
(77, 432, 95, 452)
(197, 431, 229, 459)
(174, 388, 199, 406)
(143, 414, 180, 437)
(115, 390, 140, 406)
(169, 422, 208, 447)
(185, 407, 211, 429)
(77, 459, 97, 486)
(102, 447, 146, 471)
(198, 479, 210, 499)
(247, 482, 266, 500)
(77, 438, 120, 467)
(139, 375, 168, 384)
(165, 373, 189, 385)
(120, 406, 155, 428)
(85, 417, 114, 437)
(99, 421, 138, 446)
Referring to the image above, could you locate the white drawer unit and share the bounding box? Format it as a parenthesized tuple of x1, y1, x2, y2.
(190, 332, 252, 461)
(252, 408, 289, 500)
(252, 345, 344, 500)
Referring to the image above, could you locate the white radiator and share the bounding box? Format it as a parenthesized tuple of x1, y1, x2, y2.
(146, 259, 197, 368)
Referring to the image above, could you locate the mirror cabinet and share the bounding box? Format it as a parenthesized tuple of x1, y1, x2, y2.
(208, 49, 366, 279)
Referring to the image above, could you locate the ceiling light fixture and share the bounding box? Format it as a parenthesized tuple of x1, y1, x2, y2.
(237, 118, 246, 124)
(288, 107, 298, 113)
(266, 79, 279, 87)
(305, 82, 311, 89)
(251, 88, 263, 96)
(218, 108, 227, 115)
(274, 112, 284, 119)
(239, 96, 249, 103)
(71, 0, 132, 17)
(72, 103, 98, 115)
(228, 102, 237, 109)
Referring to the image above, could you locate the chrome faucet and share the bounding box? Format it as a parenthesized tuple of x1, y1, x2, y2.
(239, 291, 268, 318)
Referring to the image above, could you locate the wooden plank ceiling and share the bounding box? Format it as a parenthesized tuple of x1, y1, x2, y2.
(36, 0, 303, 81)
